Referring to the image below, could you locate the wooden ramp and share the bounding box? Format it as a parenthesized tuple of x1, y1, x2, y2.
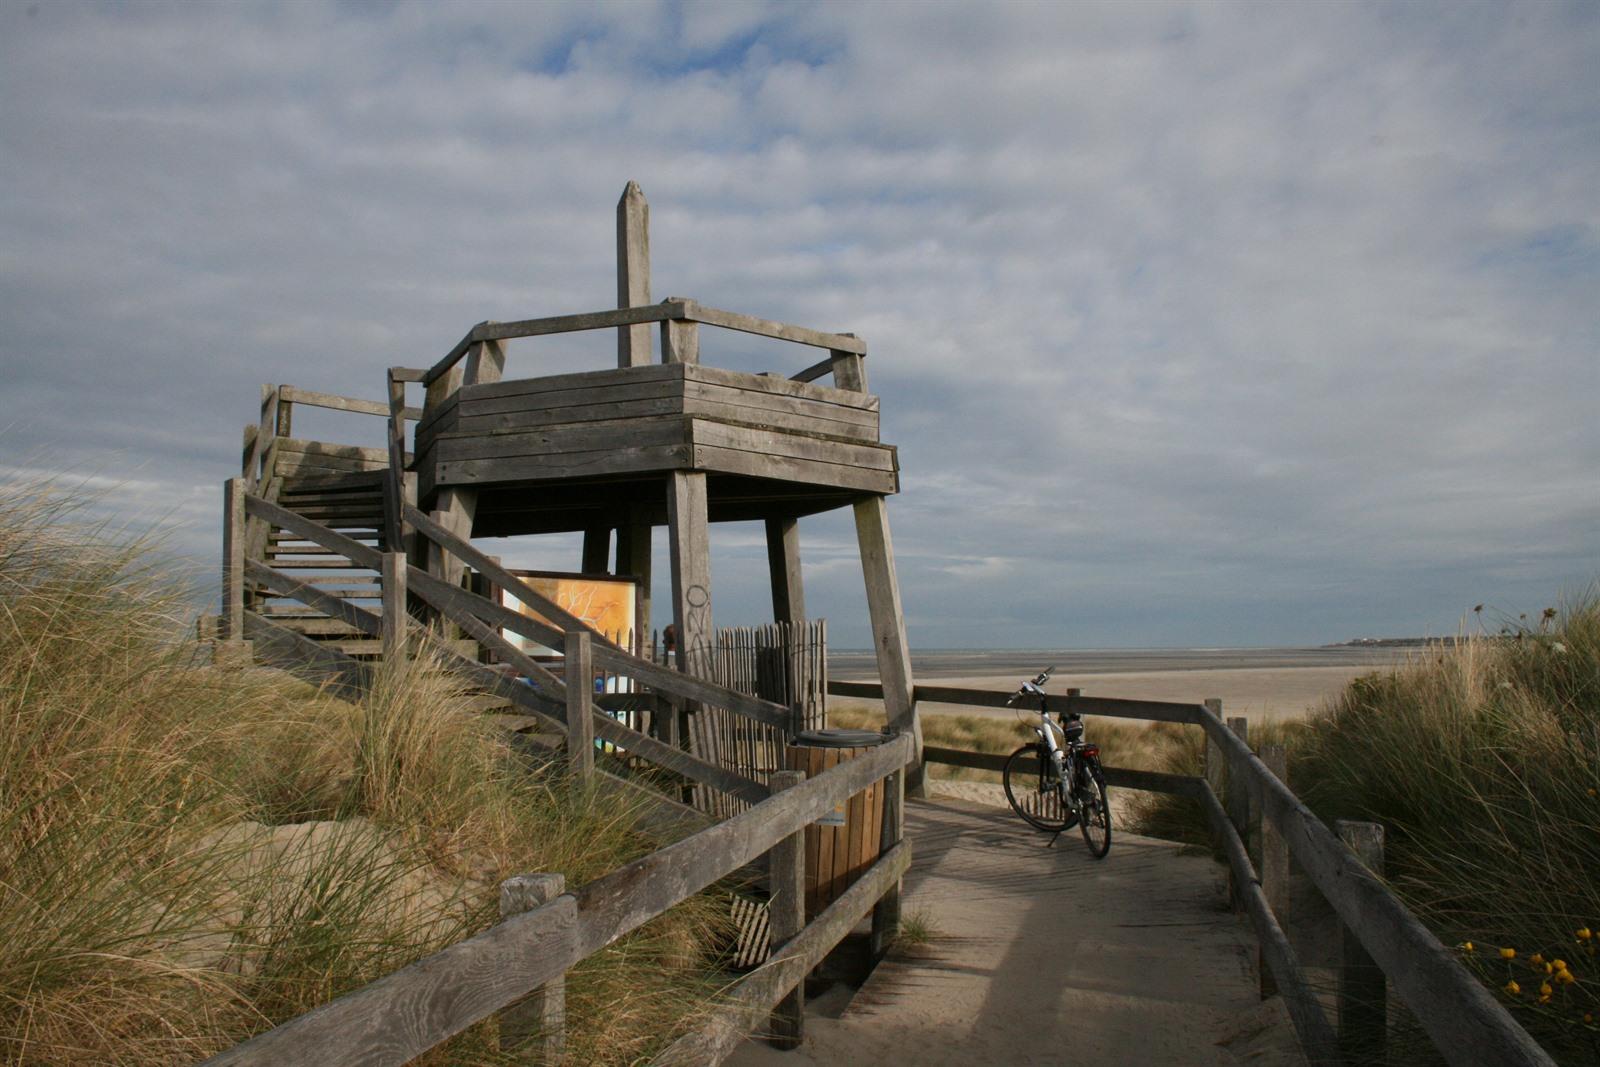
(728, 795, 1307, 1067)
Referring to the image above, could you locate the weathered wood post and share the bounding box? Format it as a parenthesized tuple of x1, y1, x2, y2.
(766, 770, 806, 1048)
(566, 630, 595, 780)
(1203, 697, 1225, 800)
(1337, 819, 1387, 1061)
(1258, 743, 1290, 999)
(381, 552, 407, 664)
(222, 478, 245, 641)
(617, 180, 652, 367)
(869, 759, 906, 961)
(1226, 716, 1250, 911)
(496, 872, 568, 1060)
(852, 495, 923, 797)
(766, 516, 805, 635)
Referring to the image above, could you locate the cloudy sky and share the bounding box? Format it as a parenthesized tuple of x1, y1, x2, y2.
(3, 1, 1596, 649)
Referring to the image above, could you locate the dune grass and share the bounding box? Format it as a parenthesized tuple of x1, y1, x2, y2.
(0, 480, 731, 1064)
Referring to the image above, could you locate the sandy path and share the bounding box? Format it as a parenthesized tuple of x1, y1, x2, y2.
(727, 795, 1305, 1067)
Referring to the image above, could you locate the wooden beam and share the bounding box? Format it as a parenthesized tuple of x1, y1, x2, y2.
(765, 516, 805, 631)
(581, 527, 612, 574)
(617, 181, 652, 367)
(852, 495, 922, 794)
(279, 386, 416, 420)
(680, 301, 867, 355)
(381, 552, 407, 663)
(1338, 820, 1388, 1063)
(830, 345, 867, 392)
(661, 318, 699, 365)
(869, 764, 905, 961)
(1259, 743, 1290, 999)
(462, 338, 506, 388)
(1227, 716, 1250, 912)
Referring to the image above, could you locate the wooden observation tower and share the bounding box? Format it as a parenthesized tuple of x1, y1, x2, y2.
(227, 182, 922, 790)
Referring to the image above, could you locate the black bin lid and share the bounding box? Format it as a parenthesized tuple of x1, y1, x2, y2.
(792, 728, 888, 749)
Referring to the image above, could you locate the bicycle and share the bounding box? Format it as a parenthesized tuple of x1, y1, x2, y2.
(1000, 667, 1112, 858)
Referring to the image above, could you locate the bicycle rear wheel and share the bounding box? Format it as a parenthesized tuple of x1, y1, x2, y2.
(1077, 761, 1111, 858)
(1003, 744, 1076, 832)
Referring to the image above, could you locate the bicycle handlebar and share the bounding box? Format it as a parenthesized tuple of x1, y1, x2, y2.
(1006, 666, 1058, 705)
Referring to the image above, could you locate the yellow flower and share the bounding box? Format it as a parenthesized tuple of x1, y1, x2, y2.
(1539, 993, 1552, 1004)
(1578, 927, 1593, 941)
(1461, 941, 1475, 952)
(1544, 963, 1555, 975)
(1556, 970, 1576, 986)
(1540, 982, 1554, 997)
(1554, 958, 1569, 971)
(1589, 788, 1598, 798)
(1505, 980, 1521, 995)
(1501, 947, 1517, 959)
(1531, 953, 1546, 966)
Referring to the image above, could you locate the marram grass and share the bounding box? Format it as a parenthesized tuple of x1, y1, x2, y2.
(0, 479, 731, 1065)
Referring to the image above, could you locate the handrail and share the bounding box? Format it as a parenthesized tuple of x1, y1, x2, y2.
(280, 385, 422, 421)
(421, 298, 865, 388)
(203, 733, 912, 1066)
(828, 680, 1206, 727)
(1196, 707, 1554, 1067)
(404, 503, 795, 731)
(832, 675, 1553, 1067)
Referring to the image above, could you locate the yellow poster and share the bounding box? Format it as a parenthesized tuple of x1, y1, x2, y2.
(500, 572, 638, 657)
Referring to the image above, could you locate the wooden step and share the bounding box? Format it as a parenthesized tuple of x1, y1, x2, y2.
(273, 617, 371, 636)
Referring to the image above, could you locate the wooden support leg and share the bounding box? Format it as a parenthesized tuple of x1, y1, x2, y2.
(381, 552, 408, 665)
(1337, 820, 1388, 1062)
(667, 472, 714, 679)
(767, 770, 806, 1049)
(425, 486, 477, 634)
(1203, 697, 1225, 799)
(222, 478, 245, 642)
(618, 514, 652, 648)
(582, 527, 612, 574)
(496, 873, 567, 1061)
(1259, 743, 1290, 999)
(765, 515, 805, 631)
(852, 495, 923, 796)
(616, 181, 652, 368)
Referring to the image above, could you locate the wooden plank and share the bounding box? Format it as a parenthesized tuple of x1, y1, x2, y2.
(421, 322, 484, 389)
(789, 355, 833, 384)
(457, 363, 682, 405)
(401, 504, 793, 730)
(389, 366, 428, 384)
(765, 516, 805, 631)
(276, 471, 388, 493)
(464, 302, 689, 349)
(766, 770, 806, 1048)
(661, 319, 698, 365)
(1259, 743, 1290, 999)
(694, 445, 897, 495)
(869, 764, 905, 960)
(685, 374, 880, 424)
(433, 416, 689, 461)
(1197, 780, 1339, 1064)
(833, 681, 1207, 726)
(617, 181, 652, 367)
(439, 444, 691, 485)
(381, 553, 407, 663)
(852, 496, 922, 794)
(920, 746, 1198, 795)
(1198, 709, 1555, 1067)
(650, 842, 911, 1066)
(222, 479, 245, 640)
(573, 733, 912, 957)
(691, 419, 897, 471)
(202, 896, 579, 1067)
(680, 300, 866, 355)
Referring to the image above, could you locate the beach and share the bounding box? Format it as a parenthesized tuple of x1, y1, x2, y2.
(829, 646, 1414, 724)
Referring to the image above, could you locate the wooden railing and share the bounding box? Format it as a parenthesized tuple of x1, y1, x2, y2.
(418, 298, 867, 391)
(827, 680, 1554, 1067)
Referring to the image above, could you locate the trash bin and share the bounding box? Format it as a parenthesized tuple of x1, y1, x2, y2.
(785, 728, 889, 919)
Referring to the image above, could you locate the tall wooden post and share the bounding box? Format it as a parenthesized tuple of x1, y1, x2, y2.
(1259, 743, 1290, 999)
(766, 515, 805, 632)
(566, 630, 595, 780)
(1226, 716, 1250, 912)
(853, 496, 923, 796)
(1203, 697, 1225, 800)
(381, 551, 408, 664)
(617, 508, 652, 647)
(1337, 820, 1388, 1061)
(766, 770, 806, 1048)
(667, 472, 714, 679)
(581, 528, 612, 574)
(617, 181, 651, 367)
(496, 872, 567, 1060)
(222, 477, 245, 642)
(869, 762, 906, 961)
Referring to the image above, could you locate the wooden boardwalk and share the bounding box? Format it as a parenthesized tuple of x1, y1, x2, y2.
(729, 794, 1305, 1067)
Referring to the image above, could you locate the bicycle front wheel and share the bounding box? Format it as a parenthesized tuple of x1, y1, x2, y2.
(1003, 744, 1076, 832)
(1077, 762, 1111, 858)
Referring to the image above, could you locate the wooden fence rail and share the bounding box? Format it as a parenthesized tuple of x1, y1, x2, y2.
(203, 734, 913, 1066)
(828, 679, 1554, 1067)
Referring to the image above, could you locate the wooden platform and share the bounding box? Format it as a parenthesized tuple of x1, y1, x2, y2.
(413, 363, 899, 531)
(727, 794, 1306, 1067)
